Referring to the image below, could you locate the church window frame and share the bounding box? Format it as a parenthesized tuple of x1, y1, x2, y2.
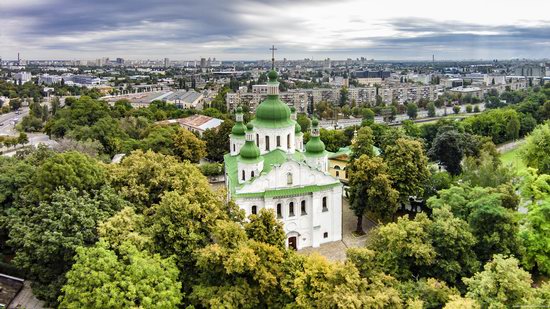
(287, 172, 293, 185)
(287, 134, 290, 149)
(277, 136, 281, 147)
(251, 171, 255, 178)
(265, 136, 270, 150)
(242, 170, 245, 181)
(289, 202, 295, 217)
(276, 203, 282, 218)
(251, 205, 257, 215)
(301, 200, 307, 215)
(322, 196, 328, 212)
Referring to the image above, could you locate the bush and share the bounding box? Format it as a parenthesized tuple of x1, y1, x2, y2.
(452, 105, 461, 114)
(199, 162, 223, 176)
(466, 105, 473, 113)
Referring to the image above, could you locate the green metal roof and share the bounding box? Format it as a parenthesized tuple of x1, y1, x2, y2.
(231, 121, 246, 136)
(224, 149, 338, 198)
(305, 136, 326, 154)
(253, 96, 292, 128)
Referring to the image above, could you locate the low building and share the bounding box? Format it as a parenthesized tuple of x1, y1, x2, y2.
(157, 114, 223, 136)
(163, 90, 204, 109)
(328, 145, 381, 184)
(449, 86, 483, 99)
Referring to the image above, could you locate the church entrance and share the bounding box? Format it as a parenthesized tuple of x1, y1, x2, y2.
(288, 236, 297, 250)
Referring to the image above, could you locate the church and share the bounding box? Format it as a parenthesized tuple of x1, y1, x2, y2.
(223, 63, 343, 250)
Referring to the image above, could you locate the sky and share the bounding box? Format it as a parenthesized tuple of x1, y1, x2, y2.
(1, 0, 550, 61)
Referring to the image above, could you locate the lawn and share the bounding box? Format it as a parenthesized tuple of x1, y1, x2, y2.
(500, 146, 528, 175)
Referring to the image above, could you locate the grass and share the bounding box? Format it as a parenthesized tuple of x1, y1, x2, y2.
(500, 145, 528, 175)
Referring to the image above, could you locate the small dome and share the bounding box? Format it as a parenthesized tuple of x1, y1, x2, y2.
(312, 118, 319, 127)
(295, 121, 302, 133)
(290, 106, 296, 113)
(247, 123, 254, 130)
(231, 122, 246, 136)
(236, 106, 243, 113)
(305, 136, 325, 154)
(267, 70, 278, 81)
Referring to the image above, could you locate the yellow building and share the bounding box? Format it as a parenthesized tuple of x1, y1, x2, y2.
(328, 145, 381, 184)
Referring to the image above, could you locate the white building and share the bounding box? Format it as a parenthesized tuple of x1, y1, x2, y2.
(224, 69, 343, 250)
(14, 72, 32, 84)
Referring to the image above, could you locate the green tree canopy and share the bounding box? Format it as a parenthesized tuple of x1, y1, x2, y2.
(59, 241, 182, 309)
(521, 122, 550, 174)
(172, 127, 207, 163)
(348, 155, 399, 231)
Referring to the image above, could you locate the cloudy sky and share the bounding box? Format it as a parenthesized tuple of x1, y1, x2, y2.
(1, 0, 549, 61)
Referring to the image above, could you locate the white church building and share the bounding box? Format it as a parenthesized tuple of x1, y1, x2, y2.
(224, 68, 343, 250)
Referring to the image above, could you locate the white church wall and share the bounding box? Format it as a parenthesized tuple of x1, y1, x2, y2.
(230, 138, 245, 156)
(254, 125, 295, 154)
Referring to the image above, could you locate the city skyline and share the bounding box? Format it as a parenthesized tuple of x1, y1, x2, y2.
(1, 0, 550, 61)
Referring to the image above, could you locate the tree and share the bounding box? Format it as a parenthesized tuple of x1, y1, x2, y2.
(296, 113, 310, 133)
(145, 189, 242, 294)
(339, 86, 349, 107)
(59, 241, 182, 308)
(521, 200, 550, 275)
(202, 119, 233, 162)
(385, 138, 430, 204)
(506, 114, 520, 140)
(469, 204, 521, 262)
(452, 105, 461, 114)
(109, 150, 212, 210)
(292, 254, 402, 308)
(427, 102, 436, 117)
(428, 130, 465, 175)
(7, 187, 125, 304)
(398, 278, 459, 309)
(366, 214, 436, 280)
(465, 104, 473, 113)
(29, 151, 106, 202)
(348, 156, 399, 232)
(244, 208, 286, 249)
(172, 128, 207, 163)
(460, 150, 515, 188)
(521, 122, 550, 174)
(350, 126, 374, 160)
(361, 107, 375, 121)
(190, 221, 290, 308)
(464, 255, 534, 308)
(407, 103, 418, 119)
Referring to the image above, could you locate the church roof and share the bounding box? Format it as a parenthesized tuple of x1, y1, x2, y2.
(224, 149, 338, 198)
(252, 70, 293, 128)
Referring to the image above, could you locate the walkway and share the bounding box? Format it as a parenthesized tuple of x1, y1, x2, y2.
(298, 198, 378, 261)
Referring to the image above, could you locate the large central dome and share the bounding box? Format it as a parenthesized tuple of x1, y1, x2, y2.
(253, 69, 293, 128)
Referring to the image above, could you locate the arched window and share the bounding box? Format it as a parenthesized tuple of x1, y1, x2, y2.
(289, 202, 295, 217)
(334, 165, 341, 170)
(336, 171, 340, 177)
(276, 203, 282, 218)
(251, 171, 255, 178)
(265, 136, 270, 150)
(322, 197, 328, 212)
(251, 205, 257, 215)
(276, 136, 281, 147)
(287, 172, 293, 185)
(301, 200, 307, 215)
(233, 144, 235, 152)
(287, 134, 290, 149)
(256, 134, 259, 146)
(242, 170, 245, 181)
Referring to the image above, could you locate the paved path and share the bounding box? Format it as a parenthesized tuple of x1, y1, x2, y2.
(497, 138, 525, 153)
(298, 198, 378, 261)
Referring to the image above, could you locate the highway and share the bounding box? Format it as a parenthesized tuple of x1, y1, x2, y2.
(319, 103, 486, 129)
(0, 107, 30, 136)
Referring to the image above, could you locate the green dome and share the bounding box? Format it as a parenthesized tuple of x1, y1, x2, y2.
(254, 96, 292, 126)
(268, 70, 278, 81)
(231, 122, 246, 136)
(295, 121, 302, 133)
(305, 136, 325, 154)
(239, 141, 261, 159)
(312, 118, 319, 127)
(239, 124, 261, 160)
(236, 106, 243, 113)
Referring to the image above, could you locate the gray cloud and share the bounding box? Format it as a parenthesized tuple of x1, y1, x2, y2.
(1, 1, 549, 60)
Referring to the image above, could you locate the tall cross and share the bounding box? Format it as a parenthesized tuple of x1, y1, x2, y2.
(269, 45, 277, 70)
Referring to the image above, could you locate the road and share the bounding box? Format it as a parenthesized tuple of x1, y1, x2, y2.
(319, 103, 486, 129)
(0, 107, 30, 136)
